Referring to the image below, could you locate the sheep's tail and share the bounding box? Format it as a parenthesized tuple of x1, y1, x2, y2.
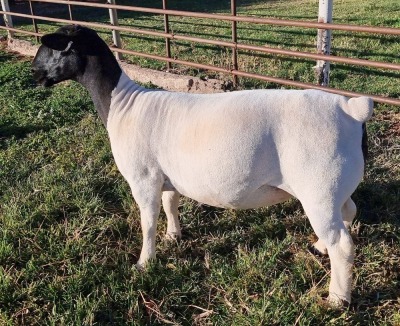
(362, 123, 368, 162)
(343, 97, 373, 162)
(344, 96, 374, 122)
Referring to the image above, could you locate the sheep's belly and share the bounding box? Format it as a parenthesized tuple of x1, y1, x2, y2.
(184, 184, 292, 210)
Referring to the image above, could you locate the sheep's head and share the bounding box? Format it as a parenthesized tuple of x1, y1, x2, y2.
(32, 25, 104, 87)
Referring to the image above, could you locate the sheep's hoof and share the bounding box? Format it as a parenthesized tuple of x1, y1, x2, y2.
(327, 294, 350, 309)
(134, 262, 146, 272)
(308, 243, 328, 257)
(164, 232, 181, 242)
(135, 258, 153, 271)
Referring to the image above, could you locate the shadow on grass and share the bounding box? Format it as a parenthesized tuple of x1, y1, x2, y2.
(330, 65, 400, 84)
(117, 0, 276, 13)
(0, 51, 14, 64)
(0, 124, 52, 140)
(356, 178, 400, 226)
(350, 172, 400, 315)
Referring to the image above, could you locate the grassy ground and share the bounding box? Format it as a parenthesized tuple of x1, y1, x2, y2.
(0, 0, 399, 325)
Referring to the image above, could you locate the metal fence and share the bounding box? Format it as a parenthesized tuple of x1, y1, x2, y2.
(1, 0, 400, 106)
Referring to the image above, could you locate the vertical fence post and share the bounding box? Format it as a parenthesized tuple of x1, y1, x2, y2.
(162, 0, 172, 71)
(231, 0, 238, 86)
(28, 0, 39, 42)
(0, 0, 14, 38)
(67, 0, 73, 21)
(315, 0, 333, 86)
(108, 0, 123, 60)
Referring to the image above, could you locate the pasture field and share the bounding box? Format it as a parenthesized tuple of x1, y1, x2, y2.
(0, 0, 399, 324)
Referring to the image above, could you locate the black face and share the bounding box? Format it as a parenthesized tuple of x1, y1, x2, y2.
(32, 43, 85, 87)
(31, 25, 123, 126)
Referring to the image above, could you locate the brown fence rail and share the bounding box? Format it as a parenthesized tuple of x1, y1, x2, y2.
(1, 0, 399, 106)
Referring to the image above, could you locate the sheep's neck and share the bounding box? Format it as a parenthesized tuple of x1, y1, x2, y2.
(77, 55, 122, 127)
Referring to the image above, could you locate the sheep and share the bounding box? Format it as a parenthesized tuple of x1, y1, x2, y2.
(31, 24, 374, 307)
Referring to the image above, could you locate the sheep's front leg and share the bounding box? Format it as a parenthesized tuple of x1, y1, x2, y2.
(162, 190, 181, 241)
(128, 177, 163, 269)
(136, 202, 161, 268)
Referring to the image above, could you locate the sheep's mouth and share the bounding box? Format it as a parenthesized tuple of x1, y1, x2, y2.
(35, 76, 55, 87)
(31, 68, 54, 87)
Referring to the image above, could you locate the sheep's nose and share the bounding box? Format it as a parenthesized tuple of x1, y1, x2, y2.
(31, 67, 44, 85)
(31, 67, 43, 78)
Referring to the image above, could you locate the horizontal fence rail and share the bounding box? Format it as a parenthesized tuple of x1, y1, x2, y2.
(27, 0, 400, 36)
(0, 24, 40, 36)
(1, 0, 399, 106)
(2, 10, 400, 73)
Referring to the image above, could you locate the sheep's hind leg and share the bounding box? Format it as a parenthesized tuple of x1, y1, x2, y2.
(303, 201, 354, 306)
(311, 197, 356, 256)
(162, 190, 181, 241)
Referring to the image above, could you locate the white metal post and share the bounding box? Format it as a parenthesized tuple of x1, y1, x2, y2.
(315, 0, 333, 86)
(108, 0, 123, 60)
(1, 0, 14, 38)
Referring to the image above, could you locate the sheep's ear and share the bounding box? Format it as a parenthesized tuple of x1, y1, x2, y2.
(41, 33, 73, 52)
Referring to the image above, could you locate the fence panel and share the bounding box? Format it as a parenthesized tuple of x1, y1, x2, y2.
(162, 0, 172, 71)
(0, 0, 399, 106)
(107, 0, 122, 60)
(315, 0, 333, 86)
(0, 0, 13, 37)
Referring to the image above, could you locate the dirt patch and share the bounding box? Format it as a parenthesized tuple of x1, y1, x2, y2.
(7, 38, 38, 57)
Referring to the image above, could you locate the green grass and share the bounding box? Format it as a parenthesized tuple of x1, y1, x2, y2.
(1, 0, 400, 324)
(0, 49, 399, 326)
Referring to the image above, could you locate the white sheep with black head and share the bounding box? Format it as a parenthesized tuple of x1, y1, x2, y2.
(32, 24, 374, 307)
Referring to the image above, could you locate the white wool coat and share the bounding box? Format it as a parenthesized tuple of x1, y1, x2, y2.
(107, 72, 372, 211)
